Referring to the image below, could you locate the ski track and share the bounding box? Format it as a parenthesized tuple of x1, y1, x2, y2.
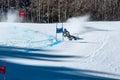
(90, 33, 110, 61)
(0, 25, 62, 48)
(1, 22, 120, 79)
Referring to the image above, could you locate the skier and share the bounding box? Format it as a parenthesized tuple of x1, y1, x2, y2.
(63, 29, 70, 37)
(63, 28, 79, 40)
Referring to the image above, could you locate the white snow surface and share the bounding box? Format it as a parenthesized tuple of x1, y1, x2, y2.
(0, 21, 120, 79)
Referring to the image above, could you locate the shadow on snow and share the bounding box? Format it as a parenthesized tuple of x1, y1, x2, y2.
(0, 45, 119, 80)
(80, 26, 112, 34)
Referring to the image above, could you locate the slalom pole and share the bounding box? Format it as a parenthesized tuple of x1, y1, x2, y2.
(56, 23, 58, 41)
(4, 60, 6, 80)
(4, 73, 6, 80)
(62, 22, 64, 41)
(4, 60, 6, 68)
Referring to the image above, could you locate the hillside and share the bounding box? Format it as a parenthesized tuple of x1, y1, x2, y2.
(0, 21, 120, 80)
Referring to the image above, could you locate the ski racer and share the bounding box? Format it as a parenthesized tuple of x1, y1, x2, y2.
(63, 28, 79, 40)
(63, 29, 70, 37)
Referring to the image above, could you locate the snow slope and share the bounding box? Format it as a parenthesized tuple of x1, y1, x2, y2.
(0, 21, 120, 80)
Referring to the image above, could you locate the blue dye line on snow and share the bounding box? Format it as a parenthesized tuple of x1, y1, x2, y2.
(12, 25, 51, 38)
(11, 26, 62, 49)
(49, 40, 62, 47)
(39, 40, 62, 49)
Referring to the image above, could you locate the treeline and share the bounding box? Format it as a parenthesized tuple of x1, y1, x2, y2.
(0, 0, 120, 23)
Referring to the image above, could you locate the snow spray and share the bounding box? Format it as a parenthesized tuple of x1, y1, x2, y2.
(65, 15, 90, 35)
(0, 9, 20, 22)
(6, 10, 19, 22)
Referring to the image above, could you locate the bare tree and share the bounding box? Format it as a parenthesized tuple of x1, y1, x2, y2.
(1, 0, 120, 22)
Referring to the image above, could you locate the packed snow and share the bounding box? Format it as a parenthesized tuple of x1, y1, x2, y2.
(0, 20, 120, 80)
